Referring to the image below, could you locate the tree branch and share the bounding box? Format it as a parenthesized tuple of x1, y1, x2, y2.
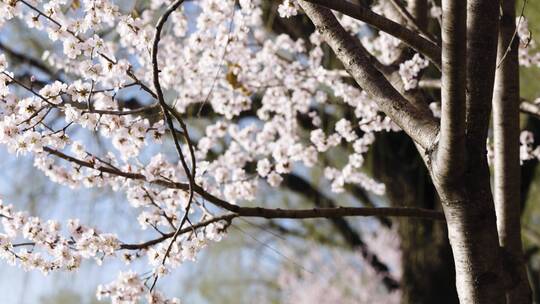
(520, 101, 540, 118)
(300, 0, 442, 68)
(492, 0, 531, 300)
(433, 0, 466, 183)
(150, 0, 197, 290)
(387, 0, 438, 45)
(0, 41, 54, 76)
(298, 0, 439, 150)
(464, 0, 500, 150)
(120, 214, 236, 250)
(284, 174, 392, 227)
(42, 147, 445, 221)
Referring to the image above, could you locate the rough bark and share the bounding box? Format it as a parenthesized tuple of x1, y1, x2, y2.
(493, 0, 532, 301)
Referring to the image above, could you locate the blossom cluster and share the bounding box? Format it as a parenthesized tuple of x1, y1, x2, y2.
(277, 0, 300, 18)
(519, 130, 540, 163)
(487, 127, 540, 165)
(0, 0, 403, 215)
(0, 199, 119, 274)
(399, 54, 429, 91)
(97, 271, 181, 304)
(517, 17, 540, 67)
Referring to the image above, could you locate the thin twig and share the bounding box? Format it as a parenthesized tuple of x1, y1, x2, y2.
(387, 0, 439, 45)
(496, 0, 528, 68)
(197, 1, 236, 116)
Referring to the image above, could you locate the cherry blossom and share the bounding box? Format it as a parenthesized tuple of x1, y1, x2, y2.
(0, 0, 537, 302)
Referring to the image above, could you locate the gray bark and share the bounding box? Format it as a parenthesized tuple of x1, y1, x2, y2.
(493, 0, 532, 302)
(433, 0, 466, 185)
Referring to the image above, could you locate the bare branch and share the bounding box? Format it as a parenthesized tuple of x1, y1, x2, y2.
(418, 78, 441, 89)
(387, 0, 438, 45)
(520, 101, 540, 118)
(119, 205, 444, 251)
(236, 206, 444, 220)
(0, 41, 54, 76)
(464, 0, 500, 148)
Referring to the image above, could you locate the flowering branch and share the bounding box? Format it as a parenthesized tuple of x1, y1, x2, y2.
(42, 146, 444, 221)
(120, 206, 443, 250)
(300, 0, 442, 68)
(149, 0, 196, 290)
(17, 0, 158, 99)
(298, 1, 439, 150)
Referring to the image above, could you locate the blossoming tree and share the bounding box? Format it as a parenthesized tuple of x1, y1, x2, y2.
(0, 0, 539, 303)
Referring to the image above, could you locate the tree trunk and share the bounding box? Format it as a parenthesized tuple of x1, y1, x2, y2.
(433, 164, 506, 303)
(374, 133, 457, 304)
(492, 0, 532, 301)
(299, 1, 508, 302)
(429, 0, 506, 302)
